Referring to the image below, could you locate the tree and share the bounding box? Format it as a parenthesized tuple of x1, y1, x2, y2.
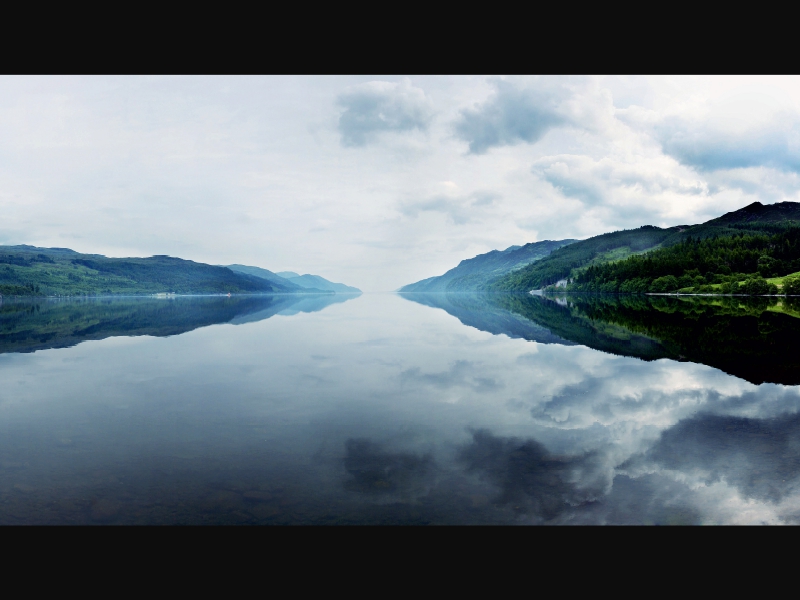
(783, 277, 800, 296)
(741, 278, 778, 296)
(758, 256, 779, 277)
(650, 275, 679, 293)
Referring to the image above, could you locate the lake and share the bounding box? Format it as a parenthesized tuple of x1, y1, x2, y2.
(2, 291, 799, 524)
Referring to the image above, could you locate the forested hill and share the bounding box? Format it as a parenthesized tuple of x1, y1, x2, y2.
(0, 245, 325, 297)
(488, 201, 800, 292)
(706, 201, 800, 227)
(571, 227, 800, 295)
(487, 226, 680, 292)
(399, 239, 575, 293)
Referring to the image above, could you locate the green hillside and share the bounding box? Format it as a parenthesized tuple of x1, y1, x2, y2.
(569, 223, 800, 296)
(490, 201, 800, 293)
(400, 239, 575, 293)
(0, 245, 299, 297)
(487, 226, 678, 291)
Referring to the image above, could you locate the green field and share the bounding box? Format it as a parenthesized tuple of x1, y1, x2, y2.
(766, 270, 800, 288)
(669, 270, 800, 295)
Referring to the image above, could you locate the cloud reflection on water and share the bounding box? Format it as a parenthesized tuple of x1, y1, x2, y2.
(2, 293, 800, 523)
(394, 292, 800, 523)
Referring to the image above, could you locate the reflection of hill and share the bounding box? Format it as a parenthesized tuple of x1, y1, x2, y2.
(489, 294, 673, 361)
(551, 294, 800, 386)
(230, 293, 360, 323)
(400, 293, 575, 346)
(402, 292, 800, 386)
(0, 294, 356, 354)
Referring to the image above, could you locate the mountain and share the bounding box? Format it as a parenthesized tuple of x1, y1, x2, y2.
(0, 246, 309, 297)
(489, 201, 800, 292)
(228, 265, 360, 294)
(488, 226, 680, 292)
(225, 265, 306, 291)
(705, 200, 800, 227)
(398, 239, 576, 293)
(228, 266, 360, 294)
(273, 271, 361, 293)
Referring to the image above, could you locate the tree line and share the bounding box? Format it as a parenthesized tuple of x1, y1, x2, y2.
(567, 228, 800, 295)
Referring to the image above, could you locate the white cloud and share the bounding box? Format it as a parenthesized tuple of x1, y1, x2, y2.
(453, 77, 585, 154)
(336, 79, 434, 147)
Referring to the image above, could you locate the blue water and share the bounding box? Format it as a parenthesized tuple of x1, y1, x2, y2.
(1, 293, 798, 524)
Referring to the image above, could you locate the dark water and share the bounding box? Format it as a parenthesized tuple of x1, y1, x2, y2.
(2, 292, 800, 525)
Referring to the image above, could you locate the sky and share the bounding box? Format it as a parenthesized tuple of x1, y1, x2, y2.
(3, 75, 800, 291)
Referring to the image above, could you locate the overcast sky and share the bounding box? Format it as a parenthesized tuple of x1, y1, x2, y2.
(3, 75, 800, 291)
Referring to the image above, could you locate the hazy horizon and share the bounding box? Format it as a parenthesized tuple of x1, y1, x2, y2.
(4, 76, 800, 291)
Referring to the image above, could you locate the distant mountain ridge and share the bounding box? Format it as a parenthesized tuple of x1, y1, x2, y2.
(226, 265, 360, 293)
(273, 271, 361, 293)
(399, 239, 576, 293)
(224, 264, 321, 293)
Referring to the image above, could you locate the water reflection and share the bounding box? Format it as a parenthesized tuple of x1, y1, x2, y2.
(2, 292, 800, 524)
(458, 429, 605, 521)
(405, 293, 576, 346)
(644, 412, 800, 504)
(405, 292, 800, 385)
(343, 439, 434, 499)
(0, 294, 358, 354)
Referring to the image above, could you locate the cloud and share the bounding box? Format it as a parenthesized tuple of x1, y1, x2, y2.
(702, 168, 800, 200)
(398, 196, 471, 225)
(533, 154, 707, 204)
(453, 78, 577, 154)
(470, 191, 499, 207)
(654, 114, 800, 173)
(524, 152, 712, 233)
(336, 79, 434, 147)
(533, 158, 608, 206)
(618, 93, 800, 174)
(398, 192, 500, 225)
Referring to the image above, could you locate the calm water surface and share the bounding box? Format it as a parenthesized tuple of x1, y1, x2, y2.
(2, 292, 800, 525)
